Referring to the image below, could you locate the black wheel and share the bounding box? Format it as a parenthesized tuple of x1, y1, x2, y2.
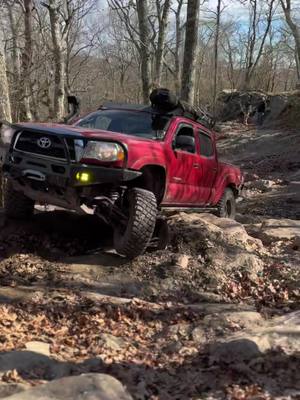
(216, 188, 236, 219)
(4, 180, 35, 219)
(113, 188, 157, 258)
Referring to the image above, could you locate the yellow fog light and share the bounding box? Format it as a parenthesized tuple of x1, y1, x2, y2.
(76, 171, 91, 183)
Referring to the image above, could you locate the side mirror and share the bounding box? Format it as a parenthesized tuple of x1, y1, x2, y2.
(174, 135, 195, 153)
(64, 95, 80, 124)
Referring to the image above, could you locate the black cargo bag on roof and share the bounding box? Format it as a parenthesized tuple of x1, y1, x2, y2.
(150, 88, 179, 112)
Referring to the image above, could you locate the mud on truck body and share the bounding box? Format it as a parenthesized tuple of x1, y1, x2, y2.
(0, 89, 244, 258)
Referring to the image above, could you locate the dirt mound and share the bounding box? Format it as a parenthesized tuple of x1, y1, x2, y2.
(128, 213, 299, 307)
(217, 89, 300, 128)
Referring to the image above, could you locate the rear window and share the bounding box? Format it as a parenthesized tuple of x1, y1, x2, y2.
(199, 131, 214, 157)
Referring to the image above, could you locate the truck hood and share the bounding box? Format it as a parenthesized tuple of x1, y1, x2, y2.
(15, 122, 157, 144)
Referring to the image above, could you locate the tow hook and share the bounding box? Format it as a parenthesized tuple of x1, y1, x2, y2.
(22, 169, 46, 182)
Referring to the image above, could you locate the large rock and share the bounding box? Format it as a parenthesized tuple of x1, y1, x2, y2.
(99, 333, 127, 350)
(2, 374, 133, 400)
(168, 213, 265, 282)
(203, 311, 264, 331)
(25, 342, 50, 357)
(0, 351, 70, 380)
(264, 94, 288, 124)
(210, 311, 300, 363)
(258, 218, 300, 244)
(0, 384, 29, 399)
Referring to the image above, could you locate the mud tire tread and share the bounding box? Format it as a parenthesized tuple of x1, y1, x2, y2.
(114, 188, 157, 258)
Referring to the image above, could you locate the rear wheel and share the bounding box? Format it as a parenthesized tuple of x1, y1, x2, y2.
(113, 188, 157, 258)
(4, 180, 35, 219)
(216, 188, 236, 219)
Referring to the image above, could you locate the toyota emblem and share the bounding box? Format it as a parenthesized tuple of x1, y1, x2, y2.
(37, 137, 52, 149)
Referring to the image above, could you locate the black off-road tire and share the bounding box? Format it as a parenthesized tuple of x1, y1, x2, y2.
(114, 188, 157, 258)
(216, 188, 236, 219)
(4, 180, 35, 219)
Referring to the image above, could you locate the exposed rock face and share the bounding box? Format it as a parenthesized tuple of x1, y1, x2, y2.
(258, 218, 300, 244)
(1, 374, 133, 400)
(209, 311, 300, 363)
(0, 351, 71, 380)
(25, 342, 50, 357)
(217, 89, 300, 128)
(168, 212, 265, 282)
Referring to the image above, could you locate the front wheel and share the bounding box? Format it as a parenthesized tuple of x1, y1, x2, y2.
(113, 188, 157, 258)
(216, 188, 236, 219)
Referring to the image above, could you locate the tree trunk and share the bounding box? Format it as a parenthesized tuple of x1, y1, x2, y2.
(154, 0, 171, 86)
(280, 0, 300, 85)
(7, 5, 21, 121)
(242, 0, 274, 90)
(136, 0, 151, 103)
(213, 0, 221, 111)
(47, 0, 65, 120)
(20, 0, 34, 121)
(180, 0, 200, 103)
(174, 0, 183, 95)
(0, 30, 12, 206)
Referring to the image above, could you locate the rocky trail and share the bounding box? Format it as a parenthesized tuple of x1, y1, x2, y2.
(0, 124, 299, 399)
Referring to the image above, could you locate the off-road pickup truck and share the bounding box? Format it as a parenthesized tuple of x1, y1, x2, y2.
(0, 89, 244, 258)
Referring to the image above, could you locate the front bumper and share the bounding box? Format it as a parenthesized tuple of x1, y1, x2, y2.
(2, 151, 141, 188)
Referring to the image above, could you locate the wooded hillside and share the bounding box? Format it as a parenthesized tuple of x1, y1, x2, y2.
(0, 0, 299, 122)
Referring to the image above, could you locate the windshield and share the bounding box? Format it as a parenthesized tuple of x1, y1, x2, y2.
(74, 109, 169, 139)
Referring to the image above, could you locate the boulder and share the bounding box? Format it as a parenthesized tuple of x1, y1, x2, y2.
(25, 342, 50, 357)
(1, 373, 133, 400)
(99, 333, 126, 351)
(209, 311, 300, 364)
(168, 212, 265, 285)
(174, 254, 190, 269)
(0, 384, 29, 399)
(258, 218, 300, 244)
(191, 326, 206, 343)
(263, 94, 288, 125)
(203, 311, 264, 331)
(0, 351, 70, 380)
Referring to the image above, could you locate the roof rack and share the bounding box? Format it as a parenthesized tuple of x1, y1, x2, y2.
(97, 89, 216, 130)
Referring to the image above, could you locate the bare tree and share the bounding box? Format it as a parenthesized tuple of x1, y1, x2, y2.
(19, 0, 34, 120)
(213, 0, 222, 110)
(5, 1, 21, 120)
(181, 0, 200, 103)
(0, 30, 12, 122)
(280, 0, 300, 85)
(42, 0, 66, 120)
(171, 0, 184, 95)
(153, 0, 171, 86)
(136, 0, 151, 102)
(242, 0, 275, 89)
(0, 22, 12, 206)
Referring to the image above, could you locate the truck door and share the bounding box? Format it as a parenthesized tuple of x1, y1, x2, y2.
(164, 123, 204, 205)
(197, 129, 218, 203)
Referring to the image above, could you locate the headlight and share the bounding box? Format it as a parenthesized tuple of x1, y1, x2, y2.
(82, 141, 125, 162)
(0, 121, 16, 146)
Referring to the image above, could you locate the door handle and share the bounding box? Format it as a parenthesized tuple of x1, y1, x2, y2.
(193, 164, 200, 168)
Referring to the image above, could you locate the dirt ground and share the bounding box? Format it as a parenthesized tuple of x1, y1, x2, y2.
(0, 124, 299, 399)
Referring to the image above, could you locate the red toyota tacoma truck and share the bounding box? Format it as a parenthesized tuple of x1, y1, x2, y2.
(0, 89, 244, 258)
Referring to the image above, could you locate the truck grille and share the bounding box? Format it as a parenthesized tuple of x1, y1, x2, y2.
(14, 131, 75, 161)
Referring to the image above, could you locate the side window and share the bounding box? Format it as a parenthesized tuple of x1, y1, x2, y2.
(199, 131, 214, 157)
(174, 125, 196, 153)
